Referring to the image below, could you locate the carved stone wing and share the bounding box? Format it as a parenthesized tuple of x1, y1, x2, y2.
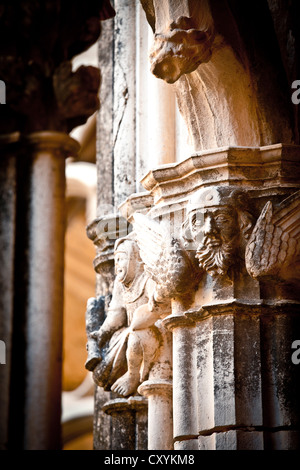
(132, 213, 196, 299)
(245, 191, 300, 283)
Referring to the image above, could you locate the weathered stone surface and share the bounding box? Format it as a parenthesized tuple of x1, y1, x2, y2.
(86, 235, 167, 398)
(0, 0, 115, 133)
(145, 0, 215, 84)
(90, 0, 300, 451)
(102, 396, 148, 450)
(141, 0, 296, 151)
(245, 190, 300, 287)
(112, 0, 137, 208)
(122, 145, 299, 449)
(141, 144, 300, 208)
(0, 134, 19, 450)
(198, 430, 264, 451)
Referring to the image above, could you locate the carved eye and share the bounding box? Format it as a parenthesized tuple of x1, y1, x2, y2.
(191, 214, 202, 228)
(215, 214, 231, 224)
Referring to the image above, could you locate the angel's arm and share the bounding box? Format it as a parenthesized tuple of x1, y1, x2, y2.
(91, 281, 127, 347)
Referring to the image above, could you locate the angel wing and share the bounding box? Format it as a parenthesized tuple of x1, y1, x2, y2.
(132, 212, 197, 299)
(245, 191, 300, 283)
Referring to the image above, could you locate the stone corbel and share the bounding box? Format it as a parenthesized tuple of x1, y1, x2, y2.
(140, 0, 214, 83)
(86, 213, 130, 296)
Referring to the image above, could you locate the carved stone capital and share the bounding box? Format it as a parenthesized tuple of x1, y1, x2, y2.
(102, 396, 148, 416)
(86, 213, 130, 283)
(162, 313, 196, 331)
(24, 131, 80, 157)
(0, 132, 20, 147)
(0, 0, 115, 133)
(138, 379, 172, 399)
(245, 190, 300, 294)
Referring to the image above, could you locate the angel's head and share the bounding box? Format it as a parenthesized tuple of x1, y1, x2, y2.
(184, 186, 255, 277)
(114, 236, 144, 286)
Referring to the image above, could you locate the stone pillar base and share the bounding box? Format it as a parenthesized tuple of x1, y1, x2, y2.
(102, 396, 148, 450)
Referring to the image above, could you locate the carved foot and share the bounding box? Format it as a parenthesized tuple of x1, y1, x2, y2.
(111, 371, 140, 397)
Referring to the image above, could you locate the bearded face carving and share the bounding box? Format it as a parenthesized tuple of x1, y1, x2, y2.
(184, 186, 256, 278)
(193, 207, 239, 277)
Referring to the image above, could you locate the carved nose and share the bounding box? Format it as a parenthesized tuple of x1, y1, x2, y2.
(203, 216, 217, 235)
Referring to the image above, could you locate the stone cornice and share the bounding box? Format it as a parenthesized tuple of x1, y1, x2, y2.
(163, 299, 300, 329)
(118, 191, 154, 222)
(141, 144, 300, 206)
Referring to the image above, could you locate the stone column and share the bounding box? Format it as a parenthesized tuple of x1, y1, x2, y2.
(102, 396, 148, 450)
(86, 214, 126, 450)
(21, 132, 79, 449)
(138, 381, 172, 450)
(185, 304, 264, 450)
(138, 323, 173, 450)
(0, 0, 115, 450)
(91, 0, 155, 450)
(0, 133, 19, 450)
(162, 316, 198, 450)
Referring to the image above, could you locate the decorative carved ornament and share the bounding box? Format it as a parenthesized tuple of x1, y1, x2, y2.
(86, 179, 300, 397)
(86, 234, 170, 397)
(140, 0, 214, 83)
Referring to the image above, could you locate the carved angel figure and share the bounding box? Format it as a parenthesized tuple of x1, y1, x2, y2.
(245, 190, 300, 284)
(132, 185, 256, 301)
(85, 235, 168, 397)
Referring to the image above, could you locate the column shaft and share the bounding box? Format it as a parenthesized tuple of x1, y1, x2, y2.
(0, 134, 19, 450)
(22, 132, 79, 449)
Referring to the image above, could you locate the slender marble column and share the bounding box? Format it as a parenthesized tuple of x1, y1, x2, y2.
(22, 132, 79, 449)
